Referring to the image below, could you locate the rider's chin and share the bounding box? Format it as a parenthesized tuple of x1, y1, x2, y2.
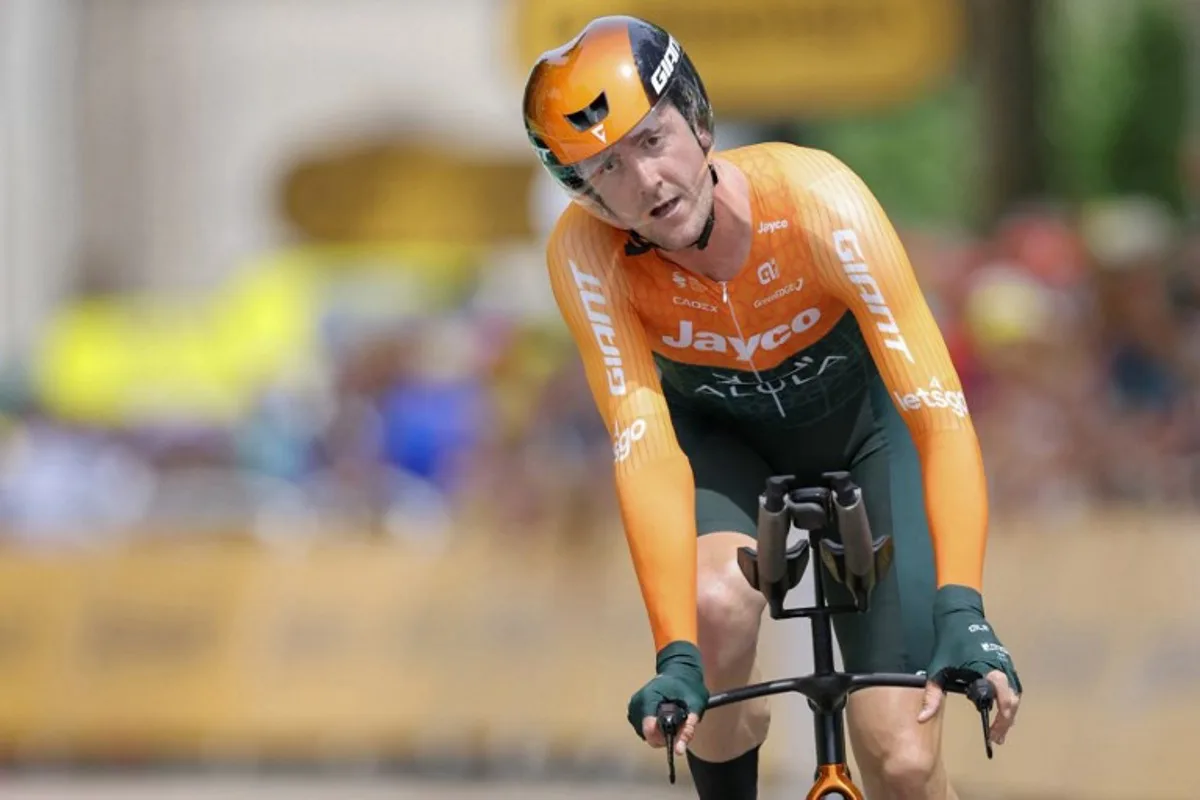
(653, 212, 697, 250)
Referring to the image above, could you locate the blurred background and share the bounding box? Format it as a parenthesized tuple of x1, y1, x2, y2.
(0, 1, 1198, 798)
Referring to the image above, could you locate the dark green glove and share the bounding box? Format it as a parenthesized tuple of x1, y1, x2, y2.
(926, 585, 1022, 693)
(627, 640, 709, 739)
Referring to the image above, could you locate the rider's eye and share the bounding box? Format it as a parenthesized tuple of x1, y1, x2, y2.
(645, 134, 662, 148)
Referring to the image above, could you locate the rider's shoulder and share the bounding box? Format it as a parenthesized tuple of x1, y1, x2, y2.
(545, 203, 628, 276)
(766, 144, 862, 187)
(737, 143, 877, 219)
(718, 143, 867, 215)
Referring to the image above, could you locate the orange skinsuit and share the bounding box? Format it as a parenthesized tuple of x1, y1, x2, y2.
(546, 144, 987, 651)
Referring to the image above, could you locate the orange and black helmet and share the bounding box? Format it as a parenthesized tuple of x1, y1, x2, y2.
(522, 16, 713, 215)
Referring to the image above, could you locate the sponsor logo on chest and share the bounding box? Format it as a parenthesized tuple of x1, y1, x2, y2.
(662, 307, 822, 362)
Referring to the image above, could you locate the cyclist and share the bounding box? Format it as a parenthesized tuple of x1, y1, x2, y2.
(523, 16, 1022, 800)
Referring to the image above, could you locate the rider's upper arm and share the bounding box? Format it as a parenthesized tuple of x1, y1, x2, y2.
(545, 217, 679, 471)
(788, 149, 970, 434)
(545, 217, 701, 648)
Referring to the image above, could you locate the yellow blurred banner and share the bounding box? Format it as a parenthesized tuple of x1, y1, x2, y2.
(509, 0, 965, 116)
(280, 144, 537, 243)
(33, 243, 483, 427)
(0, 515, 1195, 798)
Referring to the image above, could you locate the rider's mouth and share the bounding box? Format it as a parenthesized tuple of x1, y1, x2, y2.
(650, 197, 681, 219)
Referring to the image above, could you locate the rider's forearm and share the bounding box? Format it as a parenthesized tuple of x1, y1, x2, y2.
(913, 428, 988, 592)
(615, 455, 699, 651)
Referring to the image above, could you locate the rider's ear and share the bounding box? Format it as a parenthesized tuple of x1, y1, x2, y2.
(696, 128, 713, 152)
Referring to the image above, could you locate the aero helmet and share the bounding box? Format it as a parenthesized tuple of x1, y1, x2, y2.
(522, 16, 715, 247)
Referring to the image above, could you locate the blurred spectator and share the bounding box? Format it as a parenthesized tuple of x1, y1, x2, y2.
(0, 400, 156, 548)
(3, 191, 1200, 548)
(378, 315, 491, 496)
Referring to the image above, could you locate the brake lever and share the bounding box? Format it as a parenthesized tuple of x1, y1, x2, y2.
(965, 677, 996, 760)
(941, 673, 996, 759)
(655, 701, 689, 784)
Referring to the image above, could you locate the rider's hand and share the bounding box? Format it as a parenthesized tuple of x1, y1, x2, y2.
(627, 641, 708, 755)
(918, 585, 1022, 745)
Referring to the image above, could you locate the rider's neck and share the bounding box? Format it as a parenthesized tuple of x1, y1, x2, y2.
(657, 158, 753, 284)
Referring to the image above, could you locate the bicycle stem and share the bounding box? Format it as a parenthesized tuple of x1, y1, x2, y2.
(809, 529, 848, 768)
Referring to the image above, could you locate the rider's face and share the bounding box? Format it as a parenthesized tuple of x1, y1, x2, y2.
(581, 105, 713, 251)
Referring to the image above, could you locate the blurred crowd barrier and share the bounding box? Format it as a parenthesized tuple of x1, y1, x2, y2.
(0, 513, 1195, 800)
(0, 531, 652, 768)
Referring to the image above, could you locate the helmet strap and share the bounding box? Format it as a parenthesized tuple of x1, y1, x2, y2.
(691, 163, 719, 251)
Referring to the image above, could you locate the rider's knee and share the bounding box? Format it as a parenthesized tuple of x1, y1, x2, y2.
(696, 557, 764, 640)
(873, 738, 942, 798)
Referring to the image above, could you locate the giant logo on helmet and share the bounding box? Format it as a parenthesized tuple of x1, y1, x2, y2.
(651, 37, 682, 96)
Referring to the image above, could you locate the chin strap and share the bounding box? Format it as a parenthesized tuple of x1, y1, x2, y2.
(624, 163, 719, 257)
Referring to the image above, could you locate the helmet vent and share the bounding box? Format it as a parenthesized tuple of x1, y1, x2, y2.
(564, 91, 610, 132)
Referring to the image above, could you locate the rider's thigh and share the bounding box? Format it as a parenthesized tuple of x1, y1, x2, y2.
(838, 381, 949, 794)
(678, 412, 773, 655)
(846, 686, 947, 792)
(670, 407, 774, 542)
(828, 380, 937, 675)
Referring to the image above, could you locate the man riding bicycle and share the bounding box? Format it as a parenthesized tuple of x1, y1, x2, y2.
(522, 16, 1022, 799)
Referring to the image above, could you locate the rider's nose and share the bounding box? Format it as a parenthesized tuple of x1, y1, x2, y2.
(631, 157, 662, 196)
